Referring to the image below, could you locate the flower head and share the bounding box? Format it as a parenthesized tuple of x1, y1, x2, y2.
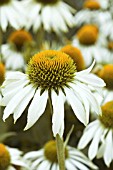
(99, 101, 113, 129)
(78, 100, 113, 167)
(0, 143, 27, 170)
(0, 63, 5, 86)
(61, 45, 85, 71)
(44, 140, 68, 163)
(24, 140, 98, 170)
(1, 50, 105, 137)
(77, 25, 98, 45)
(8, 30, 33, 51)
(0, 143, 11, 170)
(98, 64, 113, 90)
(27, 50, 76, 93)
(83, 0, 100, 10)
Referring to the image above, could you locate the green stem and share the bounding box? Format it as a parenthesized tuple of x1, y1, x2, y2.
(48, 92, 65, 170)
(56, 134, 65, 170)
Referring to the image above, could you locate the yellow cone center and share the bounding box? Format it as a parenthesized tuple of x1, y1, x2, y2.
(98, 64, 113, 90)
(0, 143, 11, 170)
(61, 45, 85, 71)
(0, 0, 11, 6)
(99, 101, 113, 129)
(83, 0, 101, 10)
(35, 0, 59, 5)
(0, 63, 5, 86)
(27, 50, 76, 94)
(77, 25, 98, 45)
(8, 30, 33, 51)
(44, 140, 68, 163)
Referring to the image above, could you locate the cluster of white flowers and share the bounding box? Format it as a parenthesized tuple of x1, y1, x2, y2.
(0, 0, 113, 169)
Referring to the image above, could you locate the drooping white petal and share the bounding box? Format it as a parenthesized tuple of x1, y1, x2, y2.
(78, 120, 99, 149)
(88, 126, 104, 160)
(3, 85, 33, 121)
(104, 130, 113, 167)
(65, 87, 87, 125)
(24, 89, 48, 130)
(51, 90, 65, 137)
(13, 86, 36, 122)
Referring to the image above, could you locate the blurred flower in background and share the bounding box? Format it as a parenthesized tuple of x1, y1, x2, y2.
(24, 140, 98, 170)
(22, 0, 76, 34)
(0, 143, 28, 170)
(78, 101, 113, 167)
(0, 0, 25, 31)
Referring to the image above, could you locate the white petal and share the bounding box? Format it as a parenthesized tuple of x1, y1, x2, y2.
(78, 120, 99, 149)
(104, 130, 113, 167)
(52, 90, 65, 137)
(3, 85, 33, 121)
(88, 127, 104, 160)
(76, 73, 106, 87)
(37, 160, 51, 170)
(76, 60, 95, 76)
(65, 87, 87, 125)
(13, 87, 36, 122)
(66, 160, 78, 170)
(24, 89, 48, 130)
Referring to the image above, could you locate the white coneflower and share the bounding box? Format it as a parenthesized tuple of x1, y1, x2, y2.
(0, 0, 25, 31)
(73, 24, 103, 66)
(0, 143, 28, 170)
(22, 0, 75, 34)
(75, 0, 110, 26)
(1, 30, 33, 70)
(97, 64, 113, 104)
(24, 140, 98, 170)
(78, 101, 113, 167)
(1, 50, 105, 137)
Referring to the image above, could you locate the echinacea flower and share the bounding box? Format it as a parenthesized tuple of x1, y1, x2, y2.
(1, 50, 105, 137)
(78, 101, 113, 167)
(24, 140, 98, 170)
(74, 0, 110, 27)
(97, 64, 113, 103)
(0, 0, 25, 31)
(61, 45, 85, 71)
(1, 30, 33, 70)
(73, 24, 103, 66)
(0, 143, 28, 170)
(23, 0, 75, 33)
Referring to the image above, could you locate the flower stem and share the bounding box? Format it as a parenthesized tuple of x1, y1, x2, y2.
(48, 92, 65, 170)
(56, 134, 65, 170)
